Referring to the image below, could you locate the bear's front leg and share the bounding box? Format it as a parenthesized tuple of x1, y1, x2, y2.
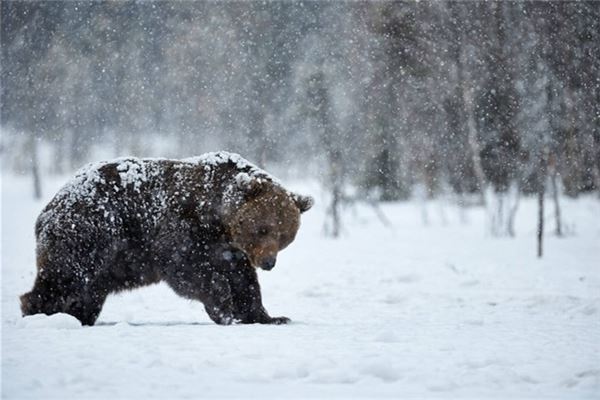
(228, 265, 290, 325)
(203, 272, 236, 325)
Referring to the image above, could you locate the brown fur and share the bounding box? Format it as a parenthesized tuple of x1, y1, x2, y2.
(19, 153, 313, 325)
(225, 183, 301, 269)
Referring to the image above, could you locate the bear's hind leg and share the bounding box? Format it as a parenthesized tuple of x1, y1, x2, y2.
(20, 273, 108, 326)
(20, 274, 65, 318)
(20, 289, 50, 317)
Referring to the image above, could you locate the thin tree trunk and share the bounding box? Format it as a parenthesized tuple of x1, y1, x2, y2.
(30, 135, 42, 200)
(587, 132, 600, 199)
(463, 86, 486, 202)
(460, 43, 486, 204)
(550, 167, 562, 237)
(496, 193, 504, 236)
(457, 193, 468, 225)
(537, 187, 544, 258)
(507, 183, 520, 237)
(323, 122, 343, 237)
(368, 200, 393, 229)
(537, 152, 547, 258)
(329, 181, 341, 238)
(594, 164, 600, 199)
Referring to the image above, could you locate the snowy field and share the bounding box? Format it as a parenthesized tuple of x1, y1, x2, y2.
(2, 173, 599, 399)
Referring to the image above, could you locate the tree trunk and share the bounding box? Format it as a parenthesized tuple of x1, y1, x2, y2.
(537, 187, 544, 258)
(30, 135, 42, 200)
(464, 89, 486, 199)
(550, 166, 562, 237)
(507, 182, 520, 237)
(329, 181, 341, 238)
(460, 45, 486, 204)
(326, 145, 343, 238)
(537, 151, 548, 258)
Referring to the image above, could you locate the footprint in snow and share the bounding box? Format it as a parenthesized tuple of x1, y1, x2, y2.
(560, 369, 600, 389)
(379, 274, 421, 285)
(373, 329, 402, 343)
(360, 361, 402, 382)
(575, 369, 600, 379)
(272, 364, 310, 380)
(380, 294, 406, 305)
(427, 381, 458, 392)
(519, 375, 540, 384)
(309, 370, 359, 384)
(462, 358, 500, 369)
(395, 274, 421, 283)
(461, 319, 484, 326)
(300, 288, 331, 298)
(581, 305, 597, 316)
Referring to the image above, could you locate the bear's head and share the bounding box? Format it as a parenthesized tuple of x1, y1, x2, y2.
(224, 176, 313, 270)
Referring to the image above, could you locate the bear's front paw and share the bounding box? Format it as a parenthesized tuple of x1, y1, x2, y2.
(267, 316, 291, 325)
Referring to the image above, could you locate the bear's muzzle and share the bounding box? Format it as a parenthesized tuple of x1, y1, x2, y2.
(259, 256, 277, 271)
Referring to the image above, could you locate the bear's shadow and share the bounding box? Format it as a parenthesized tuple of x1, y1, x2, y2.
(95, 321, 214, 327)
(94, 320, 305, 327)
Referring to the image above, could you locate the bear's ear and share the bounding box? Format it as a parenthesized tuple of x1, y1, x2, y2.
(236, 175, 266, 200)
(293, 194, 314, 213)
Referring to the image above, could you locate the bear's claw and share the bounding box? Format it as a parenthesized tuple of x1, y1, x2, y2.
(268, 316, 291, 325)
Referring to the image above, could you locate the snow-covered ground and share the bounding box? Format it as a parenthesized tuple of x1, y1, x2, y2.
(2, 174, 599, 399)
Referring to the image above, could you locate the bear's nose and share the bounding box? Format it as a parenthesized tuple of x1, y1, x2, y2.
(260, 256, 277, 271)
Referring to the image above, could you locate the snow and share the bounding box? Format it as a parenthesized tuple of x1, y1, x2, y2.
(17, 313, 82, 330)
(60, 151, 275, 204)
(184, 151, 280, 183)
(2, 175, 599, 399)
(115, 159, 150, 193)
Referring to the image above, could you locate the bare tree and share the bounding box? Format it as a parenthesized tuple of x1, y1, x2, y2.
(537, 148, 548, 258)
(304, 71, 344, 237)
(27, 134, 42, 200)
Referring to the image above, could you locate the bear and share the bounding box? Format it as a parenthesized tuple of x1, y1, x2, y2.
(20, 151, 313, 326)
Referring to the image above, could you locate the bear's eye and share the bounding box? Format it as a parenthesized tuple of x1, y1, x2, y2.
(257, 226, 270, 236)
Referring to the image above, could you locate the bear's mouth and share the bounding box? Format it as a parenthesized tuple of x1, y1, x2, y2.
(246, 254, 276, 270)
(258, 256, 276, 271)
(231, 243, 277, 271)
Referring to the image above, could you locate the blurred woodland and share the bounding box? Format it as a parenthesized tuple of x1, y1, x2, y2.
(2, 1, 599, 241)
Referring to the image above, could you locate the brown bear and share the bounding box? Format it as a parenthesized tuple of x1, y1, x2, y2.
(20, 151, 313, 326)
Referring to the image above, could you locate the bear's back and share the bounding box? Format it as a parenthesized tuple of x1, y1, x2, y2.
(35, 158, 169, 244)
(34, 152, 277, 244)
